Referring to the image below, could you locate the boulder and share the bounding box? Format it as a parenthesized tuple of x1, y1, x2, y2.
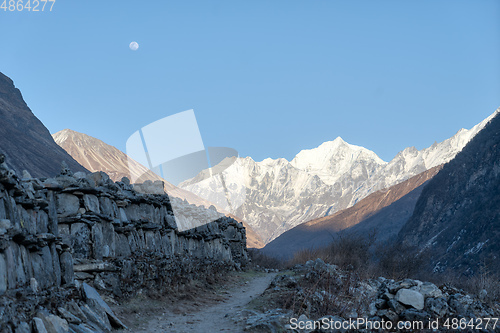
(395, 289, 424, 310)
(425, 297, 449, 317)
(59, 252, 74, 285)
(415, 282, 442, 298)
(57, 307, 82, 324)
(0, 199, 7, 220)
(83, 195, 99, 214)
(0, 253, 7, 294)
(388, 279, 418, 293)
(56, 194, 80, 217)
(82, 283, 127, 329)
(86, 172, 110, 188)
(65, 300, 88, 322)
(73, 172, 87, 179)
(0, 219, 11, 229)
(79, 304, 111, 332)
(32, 317, 48, 333)
(90, 225, 103, 260)
(70, 223, 90, 258)
(448, 294, 474, 315)
(37, 313, 70, 333)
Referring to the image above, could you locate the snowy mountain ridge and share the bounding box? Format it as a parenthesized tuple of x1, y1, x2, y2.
(180, 109, 499, 243)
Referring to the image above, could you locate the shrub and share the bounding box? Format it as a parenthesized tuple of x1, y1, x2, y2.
(247, 248, 284, 269)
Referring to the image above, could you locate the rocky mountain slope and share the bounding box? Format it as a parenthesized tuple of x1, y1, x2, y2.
(53, 129, 265, 248)
(398, 110, 500, 274)
(181, 111, 497, 244)
(262, 165, 442, 259)
(0, 72, 86, 177)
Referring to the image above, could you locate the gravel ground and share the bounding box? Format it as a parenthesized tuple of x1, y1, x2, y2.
(114, 271, 277, 333)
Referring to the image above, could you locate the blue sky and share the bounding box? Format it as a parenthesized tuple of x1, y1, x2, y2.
(1, 0, 499, 162)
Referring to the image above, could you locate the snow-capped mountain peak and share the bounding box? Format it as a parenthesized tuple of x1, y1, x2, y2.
(290, 136, 386, 185)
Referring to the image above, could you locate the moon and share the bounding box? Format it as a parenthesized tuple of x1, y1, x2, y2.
(129, 42, 139, 51)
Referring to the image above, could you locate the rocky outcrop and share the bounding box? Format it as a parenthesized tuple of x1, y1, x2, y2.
(0, 154, 248, 332)
(0, 72, 87, 177)
(398, 111, 500, 274)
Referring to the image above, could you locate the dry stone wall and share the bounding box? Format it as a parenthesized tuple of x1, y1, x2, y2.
(0, 156, 248, 331)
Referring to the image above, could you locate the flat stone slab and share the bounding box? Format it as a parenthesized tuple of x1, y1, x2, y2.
(395, 288, 425, 310)
(82, 283, 127, 329)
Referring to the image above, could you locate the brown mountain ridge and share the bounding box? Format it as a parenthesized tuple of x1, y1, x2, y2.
(53, 129, 265, 248)
(262, 165, 443, 258)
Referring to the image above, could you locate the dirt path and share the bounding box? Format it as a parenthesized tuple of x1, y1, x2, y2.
(122, 272, 277, 333)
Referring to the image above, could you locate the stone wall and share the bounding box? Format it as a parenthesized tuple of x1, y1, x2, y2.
(0, 157, 248, 331)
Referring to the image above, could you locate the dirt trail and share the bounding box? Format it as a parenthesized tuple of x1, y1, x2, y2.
(124, 272, 277, 333)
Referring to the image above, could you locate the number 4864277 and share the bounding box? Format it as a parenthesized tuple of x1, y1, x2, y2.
(1, 0, 56, 11)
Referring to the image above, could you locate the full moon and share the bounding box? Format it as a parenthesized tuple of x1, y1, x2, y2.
(129, 42, 139, 51)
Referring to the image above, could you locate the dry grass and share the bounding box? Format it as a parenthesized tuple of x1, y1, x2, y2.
(287, 232, 377, 280)
(287, 248, 323, 268)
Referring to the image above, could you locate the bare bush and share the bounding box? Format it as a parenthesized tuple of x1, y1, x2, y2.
(375, 242, 430, 280)
(323, 233, 374, 274)
(247, 248, 284, 269)
(288, 248, 323, 268)
(286, 232, 376, 279)
(273, 266, 365, 320)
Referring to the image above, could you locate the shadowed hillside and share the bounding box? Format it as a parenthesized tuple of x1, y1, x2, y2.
(398, 110, 500, 273)
(0, 72, 86, 177)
